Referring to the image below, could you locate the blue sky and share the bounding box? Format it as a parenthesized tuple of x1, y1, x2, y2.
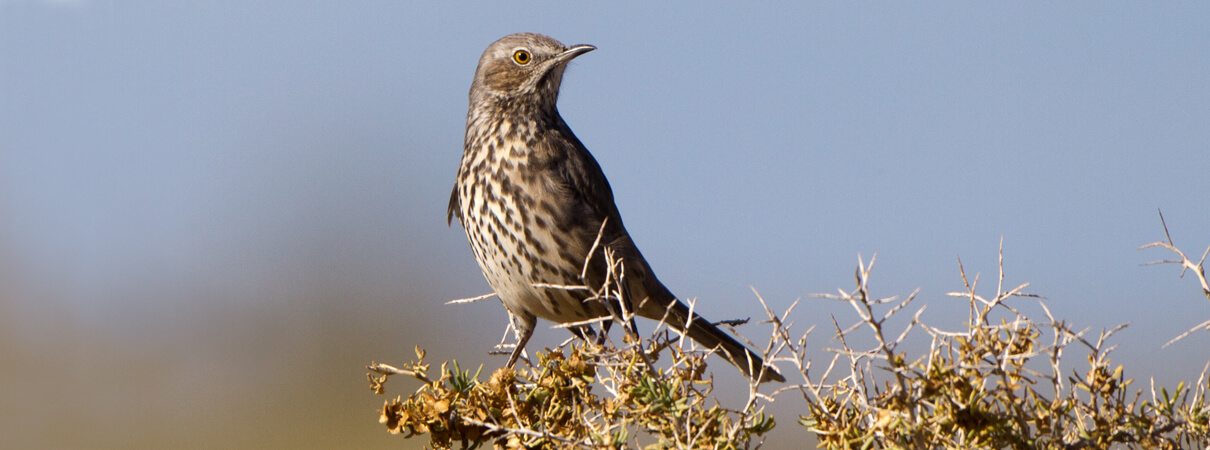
(3, 2, 1208, 448)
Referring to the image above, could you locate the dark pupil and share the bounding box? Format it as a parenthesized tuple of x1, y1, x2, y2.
(517, 52, 528, 62)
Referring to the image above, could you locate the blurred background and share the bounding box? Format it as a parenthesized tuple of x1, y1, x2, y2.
(2, 1, 1208, 448)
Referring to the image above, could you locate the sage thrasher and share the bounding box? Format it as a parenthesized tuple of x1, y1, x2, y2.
(448, 33, 783, 383)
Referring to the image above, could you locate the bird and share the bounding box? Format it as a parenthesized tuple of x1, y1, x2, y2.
(447, 33, 783, 383)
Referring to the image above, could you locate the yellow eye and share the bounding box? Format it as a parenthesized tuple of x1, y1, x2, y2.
(512, 49, 532, 65)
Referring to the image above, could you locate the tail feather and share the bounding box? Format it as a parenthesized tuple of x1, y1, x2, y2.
(685, 315, 785, 383)
(658, 302, 784, 383)
(627, 263, 784, 383)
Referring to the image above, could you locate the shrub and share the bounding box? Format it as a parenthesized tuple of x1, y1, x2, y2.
(369, 216, 1210, 449)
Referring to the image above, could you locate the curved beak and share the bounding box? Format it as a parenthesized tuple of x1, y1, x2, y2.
(555, 44, 596, 64)
(528, 43, 596, 93)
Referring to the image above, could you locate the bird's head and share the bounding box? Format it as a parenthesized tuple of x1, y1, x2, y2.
(469, 33, 595, 109)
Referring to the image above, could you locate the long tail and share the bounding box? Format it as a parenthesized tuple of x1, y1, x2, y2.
(665, 302, 785, 383)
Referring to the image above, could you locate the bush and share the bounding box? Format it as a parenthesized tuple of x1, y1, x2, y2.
(369, 217, 1210, 449)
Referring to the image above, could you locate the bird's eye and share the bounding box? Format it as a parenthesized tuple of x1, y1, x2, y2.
(512, 49, 532, 65)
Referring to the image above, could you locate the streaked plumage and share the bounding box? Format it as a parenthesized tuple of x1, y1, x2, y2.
(448, 33, 783, 383)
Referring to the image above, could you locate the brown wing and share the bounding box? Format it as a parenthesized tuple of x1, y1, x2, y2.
(539, 114, 677, 307)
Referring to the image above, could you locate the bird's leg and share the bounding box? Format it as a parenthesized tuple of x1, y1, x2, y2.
(613, 280, 642, 343)
(567, 321, 613, 347)
(597, 288, 659, 376)
(568, 325, 598, 343)
(505, 313, 536, 368)
(505, 331, 531, 368)
(597, 319, 612, 345)
(624, 317, 641, 343)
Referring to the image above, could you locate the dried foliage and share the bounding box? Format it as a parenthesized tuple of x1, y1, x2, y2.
(370, 243, 780, 449)
(369, 216, 1210, 449)
(368, 338, 776, 449)
(795, 246, 1209, 449)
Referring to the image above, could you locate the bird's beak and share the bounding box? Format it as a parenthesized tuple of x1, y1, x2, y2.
(556, 44, 596, 64)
